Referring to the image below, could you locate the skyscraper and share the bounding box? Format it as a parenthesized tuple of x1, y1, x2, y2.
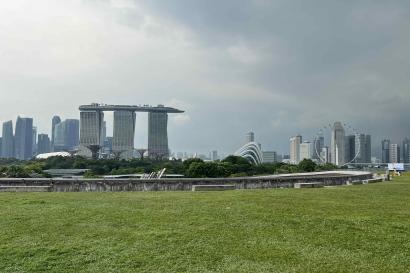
(112, 111, 136, 159)
(402, 138, 410, 164)
(51, 115, 61, 151)
(354, 134, 371, 163)
(211, 150, 219, 161)
(299, 141, 312, 161)
(313, 134, 324, 160)
(389, 144, 400, 163)
(54, 119, 80, 152)
(37, 134, 51, 154)
(381, 139, 390, 163)
(289, 135, 302, 164)
(148, 112, 169, 158)
(79, 111, 105, 158)
(331, 122, 345, 166)
(32, 126, 37, 156)
(345, 135, 356, 163)
(14, 116, 33, 160)
(1, 121, 14, 158)
(245, 132, 255, 143)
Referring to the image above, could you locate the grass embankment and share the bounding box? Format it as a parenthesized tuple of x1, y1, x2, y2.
(0, 175, 409, 273)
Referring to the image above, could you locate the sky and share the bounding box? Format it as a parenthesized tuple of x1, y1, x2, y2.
(0, 0, 409, 156)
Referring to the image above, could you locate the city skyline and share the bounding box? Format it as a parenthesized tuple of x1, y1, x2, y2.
(1, 112, 410, 160)
(1, 1, 410, 155)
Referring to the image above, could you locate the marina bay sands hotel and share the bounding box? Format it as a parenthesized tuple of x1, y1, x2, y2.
(79, 103, 184, 159)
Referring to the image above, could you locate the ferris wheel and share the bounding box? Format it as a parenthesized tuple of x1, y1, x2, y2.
(313, 122, 361, 166)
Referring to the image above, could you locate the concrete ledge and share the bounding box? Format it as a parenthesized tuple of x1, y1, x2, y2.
(294, 182, 324, 189)
(192, 185, 236, 191)
(0, 171, 373, 192)
(367, 178, 384, 184)
(0, 186, 51, 192)
(351, 180, 364, 185)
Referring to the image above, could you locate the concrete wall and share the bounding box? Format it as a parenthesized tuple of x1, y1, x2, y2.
(0, 171, 373, 192)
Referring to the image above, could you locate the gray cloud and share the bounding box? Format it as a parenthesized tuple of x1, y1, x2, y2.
(0, 0, 409, 156)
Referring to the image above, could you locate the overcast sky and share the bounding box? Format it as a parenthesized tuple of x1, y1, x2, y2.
(0, 0, 409, 156)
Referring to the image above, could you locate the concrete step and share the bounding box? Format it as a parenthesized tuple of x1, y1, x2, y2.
(294, 182, 324, 189)
(192, 185, 236, 191)
(348, 180, 364, 185)
(0, 186, 51, 192)
(367, 178, 384, 184)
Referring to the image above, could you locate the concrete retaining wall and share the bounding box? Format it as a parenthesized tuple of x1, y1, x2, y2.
(0, 171, 373, 192)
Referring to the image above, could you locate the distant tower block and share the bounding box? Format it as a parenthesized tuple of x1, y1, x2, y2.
(148, 112, 169, 159)
(113, 111, 136, 160)
(245, 132, 255, 143)
(79, 111, 104, 159)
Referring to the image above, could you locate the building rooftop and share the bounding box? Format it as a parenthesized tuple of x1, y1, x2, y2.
(79, 103, 184, 113)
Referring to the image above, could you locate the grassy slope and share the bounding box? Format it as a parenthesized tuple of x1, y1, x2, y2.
(0, 175, 409, 273)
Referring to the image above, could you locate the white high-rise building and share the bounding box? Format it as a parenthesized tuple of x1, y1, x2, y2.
(299, 141, 312, 161)
(245, 132, 255, 143)
(331, 122, 346, 166)
(389, 144, 400, 163)
(290, 135, 302, 164)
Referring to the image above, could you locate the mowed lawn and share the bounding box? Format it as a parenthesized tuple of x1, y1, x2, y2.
(1, 176, 410, 273)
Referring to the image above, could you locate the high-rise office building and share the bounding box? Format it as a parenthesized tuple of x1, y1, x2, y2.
(389, 144, 400, 163)
(1, 121, 14, 158)
(289, 135, 302, 164)
(381, 139, 390, 163)
(313, 134, 324, 160)
(54, 119, 80, 152)
(148, 112, 169, 158)
(345, 135, 356, 163)
(245, 132, 255, 143)
(262, 151, 277, 163)
(37, 134, 51, 154)
(32, 126, 37, 156)
(299, 142, 312, 161)
(331, 122, 346, 166)
(112, 111, 136, 159)
(51, 115, 61, 151)
(354, 134, 371, 163)
(14, 116, 33, 160)
(102, 136, 113, 156)
(211, 150, 219, 161)
(402, 138, 410, 164)
(0, 137, 2, 156)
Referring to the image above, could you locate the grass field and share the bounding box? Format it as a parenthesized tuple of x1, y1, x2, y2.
(1, 175, 410, 273)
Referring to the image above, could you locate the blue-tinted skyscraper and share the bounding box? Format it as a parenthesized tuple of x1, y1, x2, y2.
(37, 134, 51, 154)
(14, 117, 33, 160)
(1, 121, 14, 158)
(51, 115, 61, 151)
(381, 139, 390, 163)
(54, 119, 80, 151)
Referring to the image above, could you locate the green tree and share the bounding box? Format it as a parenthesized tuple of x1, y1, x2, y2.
(298, 159, 317, 172)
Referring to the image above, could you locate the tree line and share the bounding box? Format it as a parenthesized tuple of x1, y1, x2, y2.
(0, 156, 337, 178)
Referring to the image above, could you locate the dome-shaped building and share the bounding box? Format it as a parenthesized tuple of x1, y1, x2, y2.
(234, 142, 263, 165)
